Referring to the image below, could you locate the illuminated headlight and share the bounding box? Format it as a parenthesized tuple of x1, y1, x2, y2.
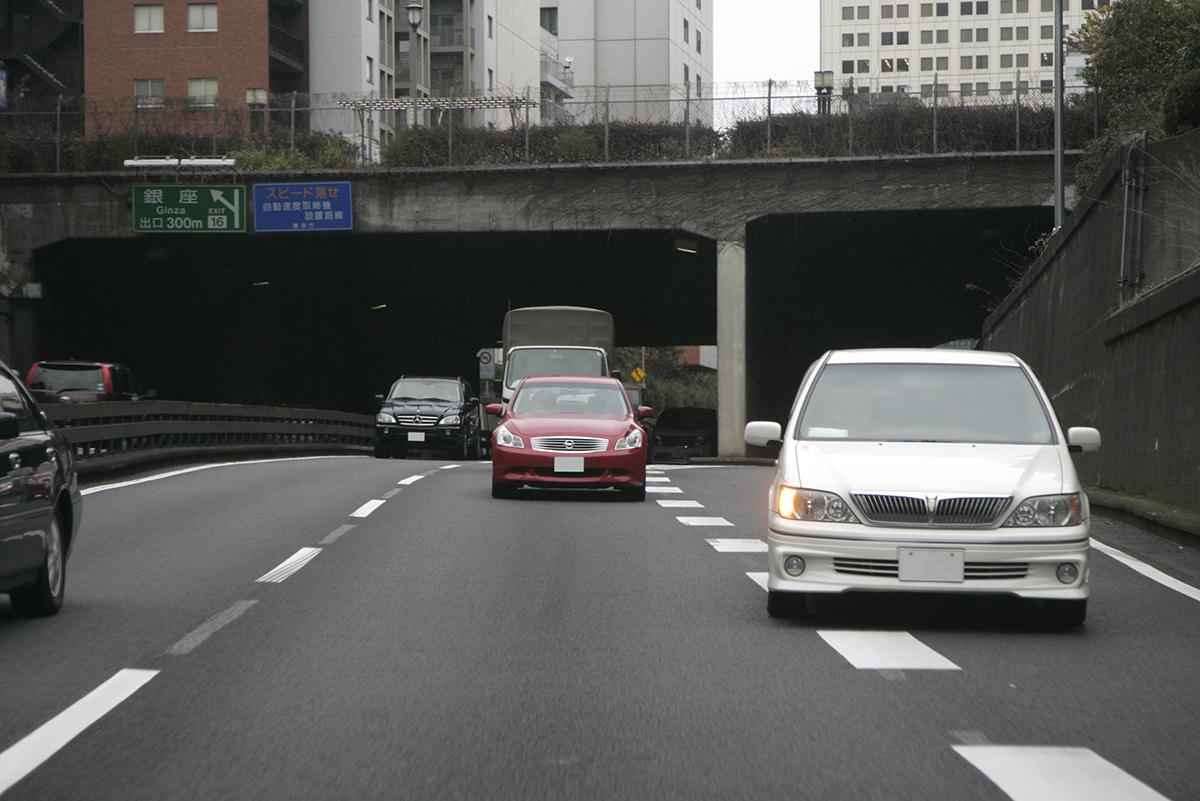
(1002, 493, 1083, 527)
(495, 424, 524, 449)
(615, 427, 644, 450)
(376, 412, 396, 424)
(1056, 562, 1080, 584)
(776, 486, 859, 523)
(439, 414, 462, 427)
(783, 555, 806, 576)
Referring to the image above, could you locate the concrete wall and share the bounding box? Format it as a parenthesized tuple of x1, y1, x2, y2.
(982, 128, 1200, 513)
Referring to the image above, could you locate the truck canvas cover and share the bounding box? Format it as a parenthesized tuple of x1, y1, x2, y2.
(502, 306, 614, 353)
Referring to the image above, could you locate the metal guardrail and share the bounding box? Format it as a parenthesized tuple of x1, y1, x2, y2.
(43, 401, 374, 472)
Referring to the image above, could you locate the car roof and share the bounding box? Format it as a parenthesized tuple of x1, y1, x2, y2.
(392, 376, 459, 381)
(519, 375, 622, 386)
(826, 348, 1020, 367)
(35, 360, 119, 368)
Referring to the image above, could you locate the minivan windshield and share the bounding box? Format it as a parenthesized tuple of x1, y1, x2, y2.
(505, 348, 605, 388)
(30, 365, 105, 392)
(512, 383, 630, 415)
(797, 363, 1054, 444)
(389, 379, 461, 403)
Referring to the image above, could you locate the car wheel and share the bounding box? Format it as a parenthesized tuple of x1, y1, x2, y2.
(1043, 598, 1087, 627)
(491, 482, 516, 499)
(767, 590, 807, 620)
(373, 443, 391, 459)
(623, 485, 646, 502)
(10, 512, 66, 618)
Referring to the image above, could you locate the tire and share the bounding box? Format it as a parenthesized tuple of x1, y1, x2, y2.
(492, 481, 516, 499)
(10, 512, 66, 618)
(1043, 598, 1087, 627)
(373, 443, 391, 459)
(623, 485, 646, 502)
(767, 590, 807, 620)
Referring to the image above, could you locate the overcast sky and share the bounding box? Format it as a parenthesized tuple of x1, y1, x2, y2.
(714, 1, 821, 86)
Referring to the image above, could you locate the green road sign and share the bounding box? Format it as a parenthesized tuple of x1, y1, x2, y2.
(133, 185, 247, 233)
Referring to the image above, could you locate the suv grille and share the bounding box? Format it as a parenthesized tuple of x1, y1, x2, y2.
(850, 494, 1011, 527)
(396, 415, 438, 426)
(833, 558, 1029, 580)
(531, 436, 608, 453)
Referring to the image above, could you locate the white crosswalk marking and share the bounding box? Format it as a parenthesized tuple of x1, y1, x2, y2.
(953, 746, 1172, 801)
(657, 500, 704, 508)
(676, 516, 734, 527)
(817, 631, 960, 670)
(707, 539, 767, 553)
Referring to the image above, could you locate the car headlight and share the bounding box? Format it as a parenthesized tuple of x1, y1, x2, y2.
(776, 486, 859, 523)
(615, 427, 644, 451)
(376, 412, 396, 424)
(440, 414, 462, 427)
(495, 424, 524, 449)
(1002, 493, 1083, 527)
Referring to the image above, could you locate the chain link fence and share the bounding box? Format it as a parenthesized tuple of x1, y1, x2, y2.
(0, 83, 1106, 173)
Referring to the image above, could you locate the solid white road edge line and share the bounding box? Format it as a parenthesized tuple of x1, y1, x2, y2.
(747, 572, 769, 590)
(167, 600, 258, 656)
(953, 745, 1172, 801)
(676, 516, 734, 527)
(256, 547, 322, 583)
(657, 500, 704, 508)
(319, 524, 357, 545)
(1091, 538, 1200, 603)
(82, 455, 362, 496)
(707, 538, 767, 553)
(0, 669, 159, 795)
(350, 499, 386, 518)
(817, 631, 961, 671)
(398, 475, 425, 486)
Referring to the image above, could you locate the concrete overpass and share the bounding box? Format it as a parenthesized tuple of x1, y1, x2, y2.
(0, 151, 1070, 454)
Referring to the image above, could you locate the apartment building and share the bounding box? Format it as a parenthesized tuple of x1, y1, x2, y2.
(0, 0, 83, 98)
(542, 0, 713, 120)
(820, 0, 1108, 98)
(84, 0, 307, 105)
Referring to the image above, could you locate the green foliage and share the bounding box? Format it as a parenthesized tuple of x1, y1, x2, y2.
(1163, 68, 1200, 134)
(549, 129, 600, 162)
(611, 346, 718, 413)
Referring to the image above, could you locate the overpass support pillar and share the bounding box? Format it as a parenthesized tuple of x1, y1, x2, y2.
(717, 239, 747, 458)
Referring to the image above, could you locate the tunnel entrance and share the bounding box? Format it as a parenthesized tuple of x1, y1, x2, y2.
(746, 207, 1053, 425)
(32, 230, 718, 413)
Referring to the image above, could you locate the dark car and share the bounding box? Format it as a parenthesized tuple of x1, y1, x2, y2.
(651, 407, 717, 462)
(25, 361, 150, 404)
(375, 376, 481, 460)
(0, 359, 83, 617)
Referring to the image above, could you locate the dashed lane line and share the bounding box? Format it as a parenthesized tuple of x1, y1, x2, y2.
(1092, 538, 1200, 604)
(645, 477, 672, 483)
(646, 486, 684, 494)
(707, 538, 767, 553)
(657, 500, 704, 508)
(676, 516, 734, 527)
(817, 631, 961, 671)
(439, 464, 461, 470)
(380, 488, 403, 500)
(0, 669, 159, 796)
(350, 499, 386, 518)
(319, 524, 357, 545)
(398, 475, 426, 486)
(953, 745, 1173, 801)
(256, 548, 322, 584)
(166, 601, 258, 656)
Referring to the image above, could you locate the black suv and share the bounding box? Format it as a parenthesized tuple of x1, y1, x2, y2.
(374, 376, 481, 460)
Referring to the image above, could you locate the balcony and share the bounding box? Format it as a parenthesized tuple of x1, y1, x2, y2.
(431, 25, 464, 47)
(0, 28, 81, 94)
(540, 53, 574, 93)
(269, 24, 305, 72)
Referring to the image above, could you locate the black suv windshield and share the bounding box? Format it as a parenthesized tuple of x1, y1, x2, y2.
(30, 365, 105, 392)
(389, 379, 461, 403)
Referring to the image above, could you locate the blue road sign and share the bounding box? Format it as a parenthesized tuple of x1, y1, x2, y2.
(252, 181, 353, 232)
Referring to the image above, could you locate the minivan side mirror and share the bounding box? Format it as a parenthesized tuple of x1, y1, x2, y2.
(485, 403, 504, 416)
(745, 421, 783, 449)
(1067, 427, 1101, 453)
(0, 412, 20, 440)
(374, 394, 385, 405)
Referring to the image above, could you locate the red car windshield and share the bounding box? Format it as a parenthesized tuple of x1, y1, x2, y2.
(29, 365, 105, 392)
(512, 383, 629, 415)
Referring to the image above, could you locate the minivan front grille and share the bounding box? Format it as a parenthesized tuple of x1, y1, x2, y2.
(851, 494, 1011, 527)
(531, 436, 608, 453)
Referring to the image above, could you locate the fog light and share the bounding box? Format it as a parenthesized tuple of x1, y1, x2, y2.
(783, 555, 806, 577)
(1056, 562, 1079, 584)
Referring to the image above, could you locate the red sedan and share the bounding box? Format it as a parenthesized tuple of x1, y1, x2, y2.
(489, 376, 652, 500)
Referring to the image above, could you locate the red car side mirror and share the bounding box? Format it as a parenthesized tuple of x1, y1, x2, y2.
(485, 403, 504, 416)
(637, 406, 654, 419)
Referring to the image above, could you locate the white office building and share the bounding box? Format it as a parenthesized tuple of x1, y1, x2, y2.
(819, 0, 1110, 99)
(541, 0, 714, 121)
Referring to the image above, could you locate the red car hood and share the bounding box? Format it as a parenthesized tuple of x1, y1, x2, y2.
(506, 414, 633, 438)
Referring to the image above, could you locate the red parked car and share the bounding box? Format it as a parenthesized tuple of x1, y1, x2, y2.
(489, 376, 653, 501)
(25, 361, 151, 404)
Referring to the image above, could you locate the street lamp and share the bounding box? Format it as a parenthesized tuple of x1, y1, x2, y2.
(1053, 0, 1065, 230)
(406, 1, 423, 31)
(814, 70, 834, 116)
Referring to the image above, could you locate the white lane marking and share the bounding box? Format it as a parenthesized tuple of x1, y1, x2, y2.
(1092, 538, 1200, 604)
(256, 547, 322, 583)
(676, 516, 734, 527)
(0, 669, 159, 795)
(817, 631, 961, 670)
(319, 524, 357, 545)
(350, 499, 386, 518)
(647, 465, 727, 471)
(167, 600, 257, 656)
(657, 499, 704, 508)
(707, 538, 767, 553)
(439, 464, 461, 470)
(646, 469, 666, 475)
(82, 456, 363, 496)
(645, 477, 672, 483)
(953, 746, 1172, 801)
(398, 475, 425, 486)
(381, 488, 403, 500)
(747, 572, 769, 590)
(646, 486, 684, 494)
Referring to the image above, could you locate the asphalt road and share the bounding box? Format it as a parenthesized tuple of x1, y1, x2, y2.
(1, 456, 1198, 800)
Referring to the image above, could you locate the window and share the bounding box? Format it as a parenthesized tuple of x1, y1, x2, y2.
(976, 54, 988, 68)
(857, 59, 870, 73)
(1017, 0, 1028, 9)
(842, 59, 855, 74)
(366, 55, 374, 83)
(1001, 53, 1013, 67)
(1001, 80, 1014, 93)
(187, 3, 217, 31)
(898, 57, 910, 71)
(1040, 24, 1052, 39)
(540, 7, 558, 34)
(976, 81, 989, 92)
(961, 1, 973, 13)
(683, 19, 689, 42)
(1001, 26, 1013, 40)
(882, 85, 895, 92)
(696, 30, 702, 53)
(976, 27, 989, 41)
(882, 4, 895, 17)
(134, 78, 164, 107)
(858, 5, 870, 18)
(857, 32, 869, 46)
(937, 55, 949, 69)
(961, 55, 973, 69)
(187, 77, 218, 106)
(0, 375, 34, 431)
(921, 2, 933, 15)
(1040, 0, 1051, 9)
(1041, 51, 1053, 66)
(1041, 79, 1053, 93)
(487, 15, 493, 38)
(1016, 25, 1028, 39)
(921, 29, 933, 43)
(1016, 52, 1029, 66)
(921, 56, 934, 70)
(897, 31, 909, 44)
(1001, 0, 1012, 10)
(842, 6, 855, 20)
(961, 28, 974, 42)
(898, 3, 910, 16)
(882, 58, 895, 72)
(684, 64, 689, 85)
(961, 82, 974, 95)
(487, 68, 494, 91)
(937, 2, 949, 14)
(366, 0, 373, 19)
(696, 73, 702, 97)
(133, 4, 163, 33)
(976, 0, 988, 12)
(937, 28, 949, 42)
(882, 31, 894, 45)
(843, 33, 854, 47)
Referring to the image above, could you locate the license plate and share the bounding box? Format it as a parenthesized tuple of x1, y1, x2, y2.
(407, 432, 426, 443)
(554, 456, 585, 473)
(899, 548, 964, 583)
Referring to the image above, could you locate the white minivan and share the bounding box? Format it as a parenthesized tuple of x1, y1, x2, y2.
(745, 349, 1101, 625)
